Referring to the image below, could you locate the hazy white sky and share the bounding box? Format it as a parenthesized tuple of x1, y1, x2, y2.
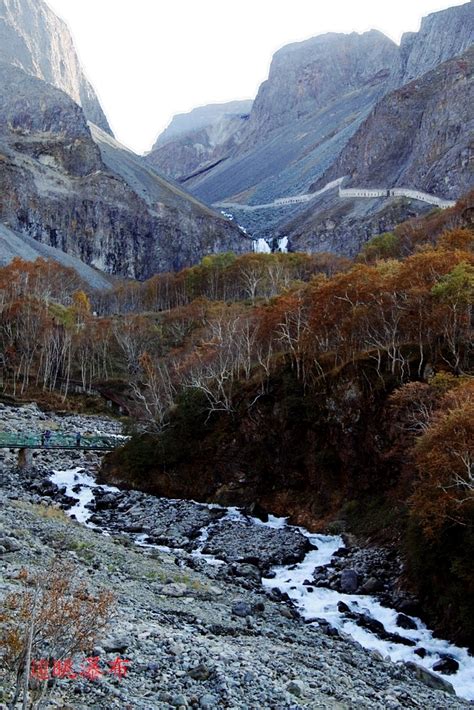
(47, 0, 467, 154)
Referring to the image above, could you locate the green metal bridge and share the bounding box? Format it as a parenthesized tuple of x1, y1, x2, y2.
(0, 432, 125, 452)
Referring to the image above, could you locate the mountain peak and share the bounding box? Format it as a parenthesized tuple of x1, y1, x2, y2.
(0, 0, 112, 133)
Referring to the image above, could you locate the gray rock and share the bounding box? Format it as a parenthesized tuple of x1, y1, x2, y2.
(187, 664, 211, 681)
(159, 583, 189, 598)
(232, 601, 253, 618)
(286, 679, 305, 697)
(405, 662, 455, 694)
(0, 0, 111, 132)
(359, 577, 384, 594)
(0, 536, 22, 552)
(203, 519, 311, 571)
(396, 613, 418, 631)
(100, 636, 129, 653)
(340, 569, 359, 593)
(199, 694, 219, 709)
(432, 656, 460, 675)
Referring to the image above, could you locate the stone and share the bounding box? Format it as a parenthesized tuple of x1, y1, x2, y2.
(286, 680, 305, 697)
(101, 636, 129, 653)
(160, 583, 188, 597)
(187, 664, 211, 681)
(432, 656, 460, 675)
(396, 613, 418, 631)
(199, 694, 219, 709)
(232, 600, 253, 618)
(232, 563, 262, 583)
(0, 536, 21, 552)
(340, 569, 359, 593)
(359, 577, 384, 594)
(405, 662, 455, 694)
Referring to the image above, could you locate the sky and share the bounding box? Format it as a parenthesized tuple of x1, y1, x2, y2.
(47, 0, 468, 155)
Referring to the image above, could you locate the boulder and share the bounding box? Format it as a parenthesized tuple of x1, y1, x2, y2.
(405, 662, 455, 694)
(432, 656, 459, 675)
(396, 613, 418, 630)
(340, 569, 359, 593)
(231, 600, 253, 618)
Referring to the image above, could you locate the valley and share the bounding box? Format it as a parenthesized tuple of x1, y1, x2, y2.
(0, 0, 472, 707)
(0, 403, 473, 707)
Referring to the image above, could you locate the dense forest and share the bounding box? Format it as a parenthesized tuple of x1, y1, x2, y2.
(0, 193, 473, 647)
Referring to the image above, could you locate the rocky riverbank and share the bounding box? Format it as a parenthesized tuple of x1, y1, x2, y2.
(0, 403, 472, 708)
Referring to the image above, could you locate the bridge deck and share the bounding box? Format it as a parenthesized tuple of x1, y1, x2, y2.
(0, 432, 125, 451)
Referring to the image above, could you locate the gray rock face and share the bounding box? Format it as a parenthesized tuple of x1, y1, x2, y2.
(397, 1, 474, 85)
(152, 3, 473, 248)
(310, 48, 473, 200)
(147, 107, 252, 182)
(0, 223, 113, 290)
(243, 30, 398, 148)
(162, 30, 396, 211)
(153, 100, 253, 146)
(0, 0, 111, 133)
(0, 64, 251, 279)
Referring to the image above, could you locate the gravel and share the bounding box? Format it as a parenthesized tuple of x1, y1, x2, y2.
(0, 403, 470, 709)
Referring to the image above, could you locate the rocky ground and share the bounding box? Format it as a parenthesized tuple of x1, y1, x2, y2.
(0, 403, 471, 709)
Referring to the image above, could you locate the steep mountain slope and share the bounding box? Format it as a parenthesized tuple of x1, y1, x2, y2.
(0, 63, 252, 279)
(284, 48, 473, 255)
(240, 30, 397, 149)
(147, 100, 252, 180)
(311, 48, 473, 198)
(0, 0, 111, 133)
(161, 31, 398, 209)
(149, 2, 473, 244)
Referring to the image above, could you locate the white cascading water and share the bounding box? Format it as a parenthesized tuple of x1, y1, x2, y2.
(50, 467, 474, 700)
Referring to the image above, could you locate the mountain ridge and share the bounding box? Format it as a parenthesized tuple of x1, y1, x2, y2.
(147, 2, 473, 250)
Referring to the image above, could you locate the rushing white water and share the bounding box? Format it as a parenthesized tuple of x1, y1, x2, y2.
(50, 468, 119, 525)
(253, 238, 271, 253)
(50, 467, 474, 700)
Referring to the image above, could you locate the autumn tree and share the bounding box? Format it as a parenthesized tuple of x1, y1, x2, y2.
(0, 559, 113, 710)
(411, 379, 474, 535)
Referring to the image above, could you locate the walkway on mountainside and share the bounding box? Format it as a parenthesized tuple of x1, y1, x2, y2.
(0, 432, 125, 451)
(214, 179, 455, 212)
(214, 178, 344, 211)
(339, 187, 456, 209)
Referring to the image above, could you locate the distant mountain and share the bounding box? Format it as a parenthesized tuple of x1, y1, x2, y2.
(0, 62, 251, 279)
(0, 0, 111, 133)
(147, 2, 473, 249)
(146, 100, 253, 182)
(0, 0, 251, 280)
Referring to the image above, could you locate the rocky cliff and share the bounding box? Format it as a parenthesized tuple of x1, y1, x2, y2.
(0, 63, 252, 279)
(242, 30, 397, 149)
(396, 0, 474, 85)
(163, 30, 397, 211)
(0, 0, 111, 133)
(310, 48, 473, 199)
(146, 100, 252, 181)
